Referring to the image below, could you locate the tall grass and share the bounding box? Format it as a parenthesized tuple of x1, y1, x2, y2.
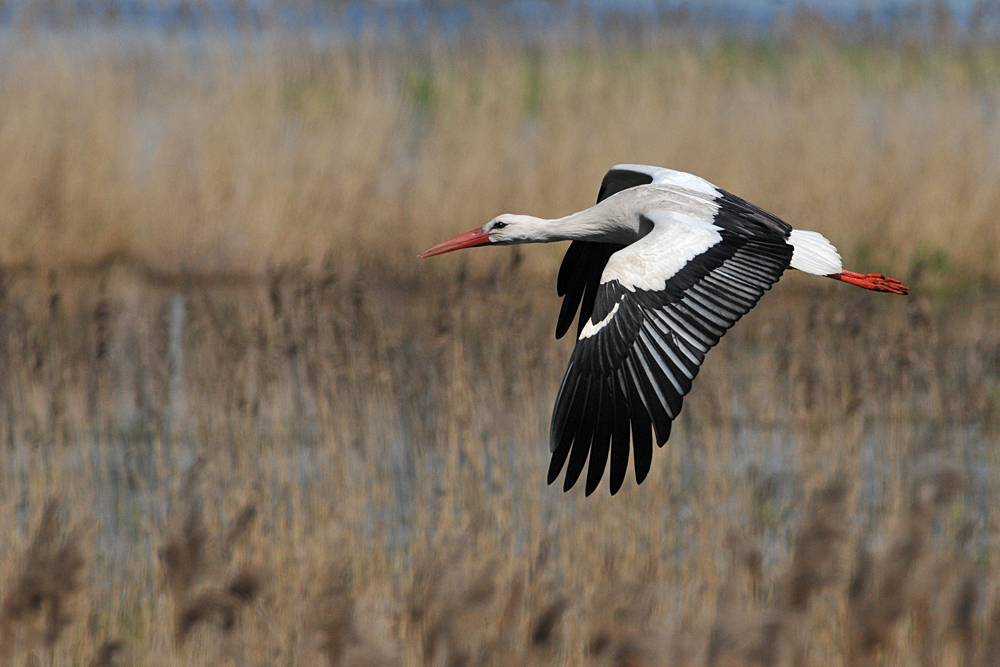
(2, 31, 1000, 282)
(2, 27, 1000, 666)
(1, 262, 999, 664)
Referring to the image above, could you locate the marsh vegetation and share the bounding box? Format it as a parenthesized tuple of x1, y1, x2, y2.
(2, 24, 1000, 666)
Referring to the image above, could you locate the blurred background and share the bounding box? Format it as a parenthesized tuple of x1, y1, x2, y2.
(1, 0, 1000, 664)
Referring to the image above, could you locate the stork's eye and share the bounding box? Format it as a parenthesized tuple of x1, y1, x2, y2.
(493, 221, 507, 230)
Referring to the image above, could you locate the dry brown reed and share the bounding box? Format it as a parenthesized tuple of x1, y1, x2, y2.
(2, 25, 1000, 667)
(845, 467, 965, 664)
(311, 562, 399, 667)
(87, 640, 124, 667)
(0, 501, 85, 664)
(160, 460, 261, 645)
(705, 478, 845, 667)
(1, 254, 999, 664)
(2, 32, 1000, 285)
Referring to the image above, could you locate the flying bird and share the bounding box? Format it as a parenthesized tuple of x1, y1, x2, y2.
(420, 164, 907, 496)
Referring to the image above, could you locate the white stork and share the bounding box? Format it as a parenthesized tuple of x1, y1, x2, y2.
(420, 164, 907, 496)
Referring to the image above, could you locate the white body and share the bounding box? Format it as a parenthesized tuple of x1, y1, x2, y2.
(487, 165, 843, 297)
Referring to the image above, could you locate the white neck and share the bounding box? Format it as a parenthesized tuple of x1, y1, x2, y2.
(504, 205, 637, 245)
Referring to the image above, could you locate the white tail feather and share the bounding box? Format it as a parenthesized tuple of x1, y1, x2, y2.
(789, 230, 842, 276)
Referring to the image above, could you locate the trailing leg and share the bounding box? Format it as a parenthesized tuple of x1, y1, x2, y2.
(826, 270, 909, 295)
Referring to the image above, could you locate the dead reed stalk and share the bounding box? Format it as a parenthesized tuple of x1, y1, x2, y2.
(0, 500, 86, 664)
(159, 461, 261, 645)
(311, 562, 399, 667)
(845, 466, 964, 664)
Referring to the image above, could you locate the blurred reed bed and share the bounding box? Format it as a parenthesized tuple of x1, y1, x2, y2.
(3, 25, 1000, 666)
(0, 263, 999, 664)
(1, 31, 1000, 283)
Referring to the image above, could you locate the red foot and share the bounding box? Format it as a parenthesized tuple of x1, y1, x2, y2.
(827, 270, 909, 295)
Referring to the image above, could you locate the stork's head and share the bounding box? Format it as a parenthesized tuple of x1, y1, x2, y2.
(418, 215, 535, 258)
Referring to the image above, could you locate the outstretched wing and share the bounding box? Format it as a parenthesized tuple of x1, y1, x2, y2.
(555, 164, 779, 339)
(549, 209, 793, 496)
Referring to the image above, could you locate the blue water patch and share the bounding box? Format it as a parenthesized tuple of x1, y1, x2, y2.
(2, 0, 996, 37)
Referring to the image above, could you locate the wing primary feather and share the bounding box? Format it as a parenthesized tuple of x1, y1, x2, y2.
(656, 308, 711, 352)
(724, 254, 779, 275)
(632, 340, 676, 419)
(676, 299, 728, 335)
(714, 267, 771, 290)
(609, 370, 631, 495)
(726, 253, 775, 274)
(679, 296, 732, 330)
(672, 303, 724, 342)
(638, 328, 686, 397)
(563, 380, 598, 492)
(652, 315, 704, 368)
(654, 419, 672, 448)
(547, 373, 587, 484)
(585, 377, 614, 496)
(685, 287, 741, 320)
(556, 282, 586, 339)
(695, 276, 745, 302)
(703, 264, 760, 298)
(623, 357, 656, 426)
(557, 241, 586, 296)
(637, 331, 685, 420)
(652, 315, 705, 366)
(625, 373, 654, 484)
(549, 364, 579, 452)
(547, 433, 572, 486)
(728, 254, 782, 273)
(629, 350, 673, 444)
(702, 274, 758, 302)
(644, 323, 696, 385)
(695, 280, 751, 310)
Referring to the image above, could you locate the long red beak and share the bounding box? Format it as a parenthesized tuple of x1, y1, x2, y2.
(418, 227, 491, 258)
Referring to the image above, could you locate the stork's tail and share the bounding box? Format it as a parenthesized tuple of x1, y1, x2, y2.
(827, 270, 909, 295)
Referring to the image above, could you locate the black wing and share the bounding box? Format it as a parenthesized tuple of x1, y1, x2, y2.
(549, 228, 793, 496)
(555, 167, 657, 339)
(556, 241, 623, 339)
(714, 189, 792, 237)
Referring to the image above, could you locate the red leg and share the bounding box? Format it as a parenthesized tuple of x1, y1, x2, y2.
(827, 270, 909, 295)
